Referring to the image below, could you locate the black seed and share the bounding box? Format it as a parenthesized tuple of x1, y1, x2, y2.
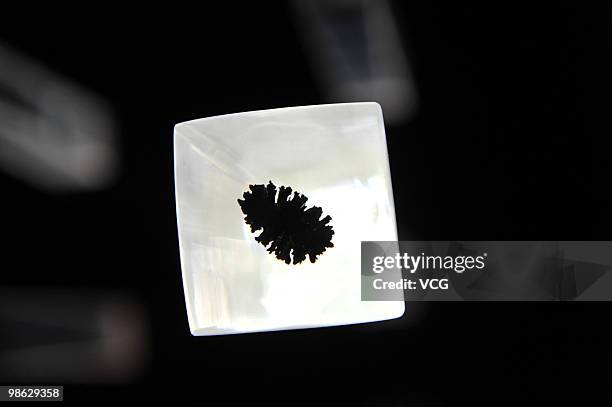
(237, 181, 334, 265)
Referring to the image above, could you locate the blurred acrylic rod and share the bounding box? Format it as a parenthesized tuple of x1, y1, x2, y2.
(0, 42, 118, 192)
(293, 0, 418, 124)
(0, 287, 148, 383)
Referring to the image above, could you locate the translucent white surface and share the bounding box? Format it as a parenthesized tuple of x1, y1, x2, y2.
(174, 102, 404, 335)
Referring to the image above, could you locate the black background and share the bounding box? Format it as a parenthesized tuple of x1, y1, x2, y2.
(1, 2, 611, 405)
